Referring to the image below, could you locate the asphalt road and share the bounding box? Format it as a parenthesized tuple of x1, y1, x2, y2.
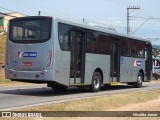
(0, 82, 160, 110)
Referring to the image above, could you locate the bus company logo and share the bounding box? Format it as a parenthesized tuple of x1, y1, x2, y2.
(18, 52, 37, 58)
(133, 60, 142, 67)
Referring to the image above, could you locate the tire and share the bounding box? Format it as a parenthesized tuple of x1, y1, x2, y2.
(89, 72, 102, 92)
(155, 75, 158, 80)
(134, 72, 143, 88)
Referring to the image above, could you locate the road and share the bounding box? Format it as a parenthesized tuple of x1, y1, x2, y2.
(0, 82, 159, 110)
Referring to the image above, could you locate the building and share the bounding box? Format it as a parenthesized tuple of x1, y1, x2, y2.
(0, 12, 23, 33)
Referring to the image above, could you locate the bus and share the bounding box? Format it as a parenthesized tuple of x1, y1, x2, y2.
(152, 45, 160, 80)
(5, 16, 152, 92)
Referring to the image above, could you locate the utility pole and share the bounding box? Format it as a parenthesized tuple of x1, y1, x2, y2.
(38, 11, 41, 16)
(127, 6, 140, 34)
(83, 18, 85, 23)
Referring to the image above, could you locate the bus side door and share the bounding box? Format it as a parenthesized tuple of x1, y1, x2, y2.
(70, 30, 85, 84)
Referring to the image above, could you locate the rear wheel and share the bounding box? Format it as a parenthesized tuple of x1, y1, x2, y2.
(89, 72, 102, 92)
(134, 72, 143, 88)
(155, 75, 158, 80)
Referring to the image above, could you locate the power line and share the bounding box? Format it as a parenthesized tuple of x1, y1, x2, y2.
(105, 0, 130, 6)
(130, 17, 152, 35)
(0, 6, 27, 16)
(130, 16, 160, 20)
(1, 0, 68, 18)
(0, 6, 16, 13)
(108, 0, 158, 32)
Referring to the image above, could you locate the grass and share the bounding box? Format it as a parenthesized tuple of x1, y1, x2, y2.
(0, 69, 31, 86)
(0, 78, 31, 87)
(15, 89, 160, 111)
(6, 89, 159, 120)
(1, 89, 160, 120)
(0, 69, 13, 86)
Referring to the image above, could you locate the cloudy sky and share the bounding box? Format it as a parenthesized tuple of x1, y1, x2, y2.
(0, 0, 160, 44)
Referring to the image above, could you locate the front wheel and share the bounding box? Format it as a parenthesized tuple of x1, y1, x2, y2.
(89, 72, 102, 92)
(134, 72, 143, 88)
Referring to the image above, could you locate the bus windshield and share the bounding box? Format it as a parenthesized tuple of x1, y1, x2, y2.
(9, 17, 52, 43)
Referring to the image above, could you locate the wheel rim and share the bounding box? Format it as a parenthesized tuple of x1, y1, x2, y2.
(93, 75, 100, 89)
(137, 75, 142, 85)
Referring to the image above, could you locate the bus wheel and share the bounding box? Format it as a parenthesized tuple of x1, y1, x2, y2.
(134, 72, 143, 88)
(89, 72, 101, 92)
(155, 75, 158, 80)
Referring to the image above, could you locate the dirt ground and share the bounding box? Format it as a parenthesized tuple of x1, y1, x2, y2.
(25, 97, 159, 120)
(2, 97, 159, 120)
(70, 97, 160, 120)
(110, 96, 160, 111)
(0, 69, 5, 79)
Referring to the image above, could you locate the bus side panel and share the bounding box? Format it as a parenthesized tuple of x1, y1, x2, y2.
(131, 58, 145, 82)
(84, 54, 110, 85)
(53, 20, 70, 86)
(55, 51, 70, 86)
(120, 57, 132, 82)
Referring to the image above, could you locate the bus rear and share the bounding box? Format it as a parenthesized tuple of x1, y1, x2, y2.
(5, 16, 54, 83)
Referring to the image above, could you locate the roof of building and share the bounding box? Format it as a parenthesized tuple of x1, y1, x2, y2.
(0, 12, 22, 18)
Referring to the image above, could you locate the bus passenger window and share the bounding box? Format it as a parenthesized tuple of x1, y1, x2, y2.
(98, 33, 110, 55)
(137, 41, 145, 58)
(59, 34, 69, 50)
(120, 37, 129, 56)
(86, 31, 98, 53)
(58, 23, 72, 51)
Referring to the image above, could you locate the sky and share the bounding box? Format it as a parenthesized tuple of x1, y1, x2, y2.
(0, 0, 160, 44)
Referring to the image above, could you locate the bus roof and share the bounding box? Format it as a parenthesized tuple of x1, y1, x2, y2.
(11, 16, 151, 43)
(55, 17, 151, 43)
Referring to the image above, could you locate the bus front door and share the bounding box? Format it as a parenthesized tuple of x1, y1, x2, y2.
(110, 39, 120, 82)
(70, 31, 85, 84)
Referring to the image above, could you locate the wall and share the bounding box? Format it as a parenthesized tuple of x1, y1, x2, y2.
(3, 12, 23, 32)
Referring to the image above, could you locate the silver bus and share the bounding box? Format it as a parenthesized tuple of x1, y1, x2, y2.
(5, 16, 152, 92)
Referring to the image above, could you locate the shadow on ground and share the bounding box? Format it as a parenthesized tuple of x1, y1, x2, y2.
(0, 84, 148, 97)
